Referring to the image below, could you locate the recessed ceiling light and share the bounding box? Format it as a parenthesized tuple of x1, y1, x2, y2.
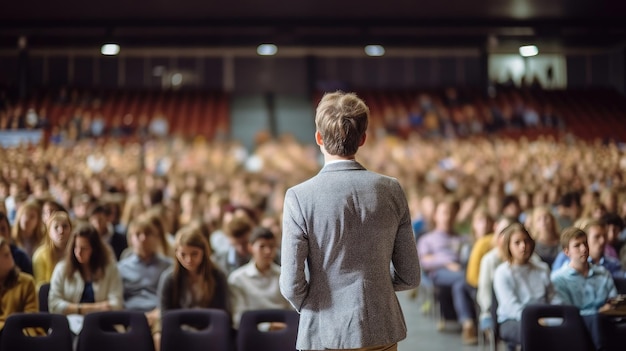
(365, 45, 385, 57)
(519, 45, 538, 57)
(101, 43, 120, 56)
(257, 44, 278, 56)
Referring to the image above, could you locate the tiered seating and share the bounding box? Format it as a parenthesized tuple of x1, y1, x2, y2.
(315, 88, 626, 142)
(14, 89, 231, 141)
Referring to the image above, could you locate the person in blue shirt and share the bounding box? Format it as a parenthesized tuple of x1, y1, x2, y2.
(551, 227, 618, 350)
(552, 219, 622, 277)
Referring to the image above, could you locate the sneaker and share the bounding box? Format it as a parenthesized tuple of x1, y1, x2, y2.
(462, 321, 478, 345)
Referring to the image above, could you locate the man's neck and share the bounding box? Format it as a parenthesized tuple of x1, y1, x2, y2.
(324, 154, 355, 163)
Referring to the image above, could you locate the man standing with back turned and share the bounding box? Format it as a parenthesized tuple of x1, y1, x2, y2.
(280, 91, 421, 351)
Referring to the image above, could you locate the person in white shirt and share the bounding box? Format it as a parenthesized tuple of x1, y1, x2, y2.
(493, 223, 560, 345)
(228, 226, 292, 328)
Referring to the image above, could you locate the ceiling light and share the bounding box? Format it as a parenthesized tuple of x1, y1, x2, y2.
(519, 45, 538, 57)
(365, 45, 385, 57)
(101, 43, 120, 56)
(257, 44, 278, 56)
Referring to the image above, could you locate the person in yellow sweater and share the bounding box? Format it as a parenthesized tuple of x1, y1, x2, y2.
(0, 236, 39, 331)
(32, 211, 72, 289)
(465, 215, 515, 288)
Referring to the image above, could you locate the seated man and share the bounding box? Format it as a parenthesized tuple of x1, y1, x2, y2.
(551, 227, 618, 351)
(214, 216, 253, 276)
(228, 227, 292, 328)
(552, 219, 622, 277)
(418, 198, 476, 345)
(118, 217, 172, 350)
(89, 203, 127, 261)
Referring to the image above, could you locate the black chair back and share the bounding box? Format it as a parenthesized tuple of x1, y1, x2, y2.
(76, 311, 154, 351)
(612, 277, 626, 294)
(520, 304, 595, 351)
(160, 309, 232, 351)
(38, 283, 50, 312)
(599, 314, 626, 351)
(237, 309, 299, 351)
(0, 312, 73, 351)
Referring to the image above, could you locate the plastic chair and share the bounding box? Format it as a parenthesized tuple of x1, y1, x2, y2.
(520, 304, 595, 351)
(160, 308, 232, 351)
(38, 283, 50, 312)
(76, 311, 154, 351)
(237, 309, 299, 351)
(599, 314, 626, 351)
(612, 277, 626, 294)
(0, 312, 73, 351)
(484, 288, 517, 351)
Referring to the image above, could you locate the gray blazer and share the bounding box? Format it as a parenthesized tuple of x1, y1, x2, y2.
(280, 160, 421, 350)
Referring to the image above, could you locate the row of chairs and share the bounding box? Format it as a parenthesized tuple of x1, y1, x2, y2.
(1, 308, 299, 351)
(486, 295, 626, 351)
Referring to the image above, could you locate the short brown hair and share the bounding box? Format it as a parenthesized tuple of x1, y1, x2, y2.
(225, 216, 253, 239)
(560, 227, 587, 249)
(315, 91, 369, 157)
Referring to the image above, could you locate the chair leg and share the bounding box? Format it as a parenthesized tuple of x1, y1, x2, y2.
(485, 329, 497, 351)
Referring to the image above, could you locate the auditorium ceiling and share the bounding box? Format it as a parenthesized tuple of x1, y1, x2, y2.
(0, 0, 625, 51)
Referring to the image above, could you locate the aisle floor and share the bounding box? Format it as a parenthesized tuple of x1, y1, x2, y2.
(397, 290, 484, 351)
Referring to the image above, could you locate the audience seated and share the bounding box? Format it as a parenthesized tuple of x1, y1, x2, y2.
(551, 227, 618, 350)
(417, 197, 477, 345)
(48, 224, 124, 330)
(0, 237, 39, 334)
(228, 226, 292, 329)
(493, 223, 560, 345)
(552, 218, 622, 277)
(157, 224, 230, 338)
(118, 216, 172, 351)
(32, 210, 72, 289)
(0, 211, 33, 275)
(1, 86, 626, 348)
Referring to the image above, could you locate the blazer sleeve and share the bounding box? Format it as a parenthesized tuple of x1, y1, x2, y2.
(279, 188, 310, 312)
(390, 181, 421, 291)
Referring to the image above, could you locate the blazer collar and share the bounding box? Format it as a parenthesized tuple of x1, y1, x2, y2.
(319, 160, 365, 173)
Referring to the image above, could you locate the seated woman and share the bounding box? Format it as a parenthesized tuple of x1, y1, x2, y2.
(48, 224, 123, 332)
(493, 223, 560, 345)
(157, 224, 230, 336)
(32, 211, 72, 289)
(0, 212, 32, 275)
(527, 206, 561, 267)
(0, 237, 38, 337)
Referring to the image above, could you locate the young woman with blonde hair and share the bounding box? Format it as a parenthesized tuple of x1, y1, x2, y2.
(32, 211, 72, 288)
(11, 200, 45, 258)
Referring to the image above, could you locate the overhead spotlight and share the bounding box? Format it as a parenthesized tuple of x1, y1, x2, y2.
(101, 43, 120, 56)
(257, 44, 278, 56)
(519, 45, 538, 57)
(364, 45, 385, 57)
